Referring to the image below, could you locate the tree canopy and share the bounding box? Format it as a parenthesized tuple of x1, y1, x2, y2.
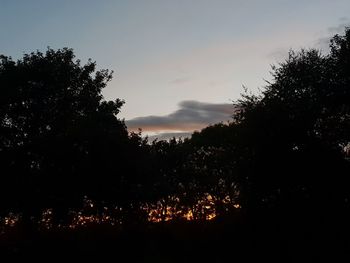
(0, 48, 131, 223)
(0, 29, 349, 229)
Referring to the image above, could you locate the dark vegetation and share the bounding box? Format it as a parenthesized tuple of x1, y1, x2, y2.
(0, 29, 349, 260)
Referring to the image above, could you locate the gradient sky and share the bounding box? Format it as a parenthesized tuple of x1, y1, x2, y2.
(1, 0, 350, 137)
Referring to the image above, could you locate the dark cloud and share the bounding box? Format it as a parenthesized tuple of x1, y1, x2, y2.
(126, 100, 236, 133)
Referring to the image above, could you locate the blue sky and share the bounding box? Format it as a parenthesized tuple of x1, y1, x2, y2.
(1, 0, 350, 137)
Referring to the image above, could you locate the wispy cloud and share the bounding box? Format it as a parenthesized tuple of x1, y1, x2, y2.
(316, 18, 349, 51)
(267, 47, 290, 62)
(327, 22, 349, 34)
(126, 100, 236, 133)
(266, 19, 350, 62)
(169, 76, 191, 85)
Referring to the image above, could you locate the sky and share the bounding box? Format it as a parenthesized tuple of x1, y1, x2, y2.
(1, 0, 350, 139)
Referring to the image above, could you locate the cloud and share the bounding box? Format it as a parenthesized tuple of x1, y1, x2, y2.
(267, 47, 290, 62)
(327, 23, 349, 34)
(126, 100, 236, 133)
(316, 18, 350, 51)
(169, 76, 191, 85)
(268, 19, 350, 62)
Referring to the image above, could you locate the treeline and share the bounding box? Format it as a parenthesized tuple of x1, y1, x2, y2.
(0, 29, 349, 230)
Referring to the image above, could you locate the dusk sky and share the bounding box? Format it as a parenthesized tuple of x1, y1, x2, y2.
(1, 0, 350, 138)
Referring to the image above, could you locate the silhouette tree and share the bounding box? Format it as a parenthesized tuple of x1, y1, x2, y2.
(0, 48, 129, 225)
(1, 29, 349, 238)
(232, 29, 350, 215)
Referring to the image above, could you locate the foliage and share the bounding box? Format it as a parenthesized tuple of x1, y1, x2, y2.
(1, 28, 350, 230)
(0, 48, 129, 223)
